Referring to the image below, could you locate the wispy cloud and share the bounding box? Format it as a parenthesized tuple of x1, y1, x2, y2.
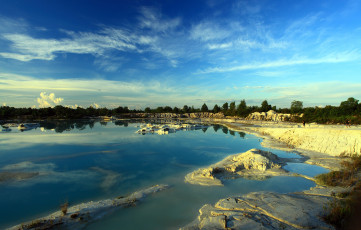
(240, 82, 361, 107)
(138, 7, 181, 32)
(199, 50, 360, 73)
(0, 16, 28, 33)
(190, 21, 231, 41)
(0, 72, 212, 108)
(0, 30, 137, 62)
(0, 8, 183, 68)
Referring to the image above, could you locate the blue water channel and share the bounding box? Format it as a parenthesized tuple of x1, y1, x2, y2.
(0, 120, 328, 229)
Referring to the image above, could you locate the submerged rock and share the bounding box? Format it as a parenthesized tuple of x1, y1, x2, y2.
(0, 172, 39, 183)
(181, 191, 334, 230)
(184, 149, 287, 186)
(7, 184, 169, 230)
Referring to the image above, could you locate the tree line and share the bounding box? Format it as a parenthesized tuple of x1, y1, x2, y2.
(1, 97, 361, 124)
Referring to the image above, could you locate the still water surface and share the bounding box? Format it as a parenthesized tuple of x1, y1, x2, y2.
(0, 120, 327, 229)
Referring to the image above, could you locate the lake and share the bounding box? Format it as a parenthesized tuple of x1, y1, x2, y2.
(0, 120, 328, 229)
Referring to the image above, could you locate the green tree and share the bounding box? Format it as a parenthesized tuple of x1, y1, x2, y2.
(290, 100, 303, 114)
(222, 102, 229, 111)
(229, 101, 236, 115)
(261, 100, 272, 112)
(201, 103, 209, 112)
(163, 106, 173, 113)
(144, 107, 151, 113)
(155, 107, 164, 113)
(340, 97, 359, 115)
(173, 107, 180, 113)
(213, 104, 220, 113)
(237, 100, 248, 117)
(182, 105, 189, 113)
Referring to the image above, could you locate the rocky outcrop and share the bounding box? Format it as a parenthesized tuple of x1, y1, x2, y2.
(125, 112, 225, 119)
(251, 126, 361, 157)
(184, 112, 225, 119)
(0, 171, 39, 183)
(184, 149, 287, 186)
(246, 110, 292, 122)
(181, 190, 334, 230)
(8, 184, 169, 230)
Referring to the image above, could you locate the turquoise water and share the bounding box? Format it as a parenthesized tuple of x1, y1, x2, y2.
(0, 120, 322, 229)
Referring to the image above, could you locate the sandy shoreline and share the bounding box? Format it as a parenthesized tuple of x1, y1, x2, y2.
(5, 119, 360, 229)
(7, 184, 169, 230)
(218, 120, 361, 170)
(180, 119, 360, 229)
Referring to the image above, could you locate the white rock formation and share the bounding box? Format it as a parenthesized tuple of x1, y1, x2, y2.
(8, 184, 169, 230)
(184, 149, 287, 186)
(181, 190, 334, 230)
(251, 126, 361, 156)
(246, 110, 292, 121)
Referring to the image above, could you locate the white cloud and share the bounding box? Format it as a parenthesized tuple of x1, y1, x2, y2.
(254, 71, 287, 77)
(0, 30, 137, 62)
(37, 92, 64, 108)
(0, 12, 183, 68)
(208, 42, 233, 50)
(190, 21, 231, 41)
(0, 73, 206, 108)
(138, 7, 181, 32)
(66, 104, 83, 109)
(200, 51, 360, 73)
(0, 16, 28, 33)
(90, 103, 100, 109)
(240, 82, 361, 107)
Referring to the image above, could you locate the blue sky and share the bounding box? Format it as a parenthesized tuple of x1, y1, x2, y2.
(0, 0, 361, 109)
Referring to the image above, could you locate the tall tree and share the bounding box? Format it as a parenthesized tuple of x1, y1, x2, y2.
(173, 107, 180, 113)
(144, 107, 151, 113)
(163, 106, 173, 113)
(237, 100, 248, 117)
(229, 101, 236, 115)
(213, 104, 220, 113)
(201, 103, 209, 112)
(182, 105, 189, 113)
(340, 97, 359, 115)
(290, 100, 303, 114)
(222, 102, 229, 111)
(261, 100, 272, 112)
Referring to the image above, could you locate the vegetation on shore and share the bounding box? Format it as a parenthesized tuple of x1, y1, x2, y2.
(1, 97, 361, 124)
(315, 154, 361, 229)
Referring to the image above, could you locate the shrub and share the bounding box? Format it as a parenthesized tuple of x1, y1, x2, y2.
(318, 155, 361, 229)
(60, 201, 69, 215)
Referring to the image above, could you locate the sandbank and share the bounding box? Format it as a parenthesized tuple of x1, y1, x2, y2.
(181, 119, 360, 229)
(7, 184, 169, 230)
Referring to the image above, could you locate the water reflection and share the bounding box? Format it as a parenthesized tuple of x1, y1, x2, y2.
(239, 132, 246, 138)
(222, 126, 228, 134)
(0, 120, 323, 230)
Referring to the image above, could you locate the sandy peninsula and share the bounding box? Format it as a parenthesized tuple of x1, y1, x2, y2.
(181, 119, 360, 230)
(7, 184, 169, 230)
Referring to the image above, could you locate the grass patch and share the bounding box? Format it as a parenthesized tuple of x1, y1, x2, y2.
(315, 154, 361, 187)
(60, 201, 69, 216)
(316, 154, 361, 229)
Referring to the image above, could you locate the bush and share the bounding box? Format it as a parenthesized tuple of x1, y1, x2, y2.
(318, 155, 361, 229)
(60, 201, 69, 215)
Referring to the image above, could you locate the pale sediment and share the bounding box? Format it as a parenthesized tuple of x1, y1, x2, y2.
(218, 120, 361, 170)
(181, 190, 336, 230)
(7, 184, 169, 230)
(181, 120, 361, 229)
(184, 149, 288, 186)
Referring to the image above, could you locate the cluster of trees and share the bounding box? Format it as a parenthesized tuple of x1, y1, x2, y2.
(143, 99, 278, 117)
(0, 105, 137, 120)
(301, 97, 361, 124)
(1, 97, 361, 124)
